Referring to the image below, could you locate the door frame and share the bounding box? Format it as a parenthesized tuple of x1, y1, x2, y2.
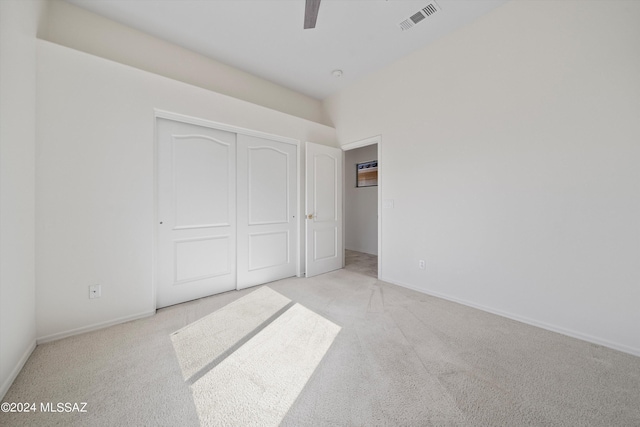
(340, 135, 381, 279)
(153, 109, 301, 310)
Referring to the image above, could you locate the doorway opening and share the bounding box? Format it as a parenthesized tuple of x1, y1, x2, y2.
(342, 136, 380, 279)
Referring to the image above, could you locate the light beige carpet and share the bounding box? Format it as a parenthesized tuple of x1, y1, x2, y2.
(2, 252, 640, 426)
(191, 302, 340, 426)
(171, 286, 291, 381)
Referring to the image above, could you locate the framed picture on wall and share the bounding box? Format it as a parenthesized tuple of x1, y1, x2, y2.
(356, 160, 378, 187)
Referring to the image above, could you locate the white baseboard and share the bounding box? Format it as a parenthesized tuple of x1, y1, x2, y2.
(1, 339, 36, 401)
(379, 275, 640, 358)
(36, 310, 156, 344)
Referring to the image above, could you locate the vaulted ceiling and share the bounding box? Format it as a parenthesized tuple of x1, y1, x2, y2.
(64, 0, 506, 99)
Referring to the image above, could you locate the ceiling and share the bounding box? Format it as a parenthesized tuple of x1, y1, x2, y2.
(64, 0, 507, 100)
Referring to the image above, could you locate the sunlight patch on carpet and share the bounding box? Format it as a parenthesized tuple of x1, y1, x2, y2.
(171, 286, 291, 381)
(190, 303, 341, 426)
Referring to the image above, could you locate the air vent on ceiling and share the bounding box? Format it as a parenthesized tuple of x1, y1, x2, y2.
(398, 1, 441, 31)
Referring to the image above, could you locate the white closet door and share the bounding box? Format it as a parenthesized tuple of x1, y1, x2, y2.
(156, 118, 236, 308)
(236, 134, 297, 289)
(305, 141, 343, 277)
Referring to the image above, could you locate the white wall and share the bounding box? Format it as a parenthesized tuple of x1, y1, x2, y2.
(39, 0, 331, 126)
(0, 0, 46, 399)
(324, 1, 640, 355)
(344, 144, 378, 255)
(36, 40, 337, 341)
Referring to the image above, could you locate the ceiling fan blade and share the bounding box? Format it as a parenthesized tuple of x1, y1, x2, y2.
(304, 0, 321, 29)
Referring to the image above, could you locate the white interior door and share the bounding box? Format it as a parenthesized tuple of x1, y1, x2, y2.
(157, 118, 236, 308)
(236, 135, 297, 289)
(305, 141, 343, 277)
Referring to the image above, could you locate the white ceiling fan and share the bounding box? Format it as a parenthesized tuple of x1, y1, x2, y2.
(304, 0, 322, 29)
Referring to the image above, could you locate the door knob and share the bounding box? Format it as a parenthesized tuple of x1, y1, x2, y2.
(306, 214, 314, 220)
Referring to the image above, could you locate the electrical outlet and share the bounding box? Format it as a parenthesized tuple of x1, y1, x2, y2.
(418, 260, 426, 270)
(89, 284, 101, 299)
